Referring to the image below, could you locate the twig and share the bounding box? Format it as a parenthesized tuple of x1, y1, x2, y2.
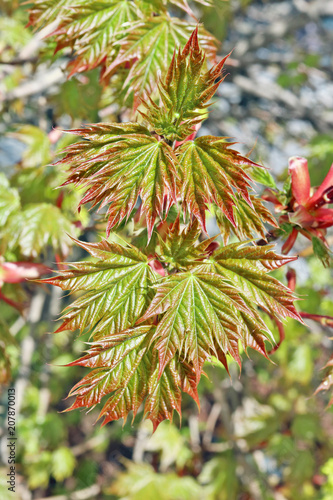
(15, 290, 46, 416)
(189, 415, 201, 453)
(70, 433, 108, 458)
(36, 484, 101, 500)
(202, 403, 222, 447)
(9, 316, 26, 336)
(37, 285, 62, 418)
(132, 423, 152, 463)
(1, 66, 65, 101)
(300, 312, 333, 328)
(0, 57, 38, 66)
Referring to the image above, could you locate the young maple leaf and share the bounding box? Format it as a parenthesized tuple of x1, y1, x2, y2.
(215, 194, 277, 243)
(65, 326, 154, 417)
(27, 0, 72, 28)
(139, 271, 250, 379)
(149, 0, 221, 18)
(200, 242, 301, 322)
(57, 123, 178, 238)
(176, 136, 261, 233)
(28, 2, 217, 100)
(46, 233, 302, 428)
(63, 326, 186, 430)
(157, 218, 217, 269)
(140, 241, 301, 381)
(140, 27, 229, 141)
(103, 17, 217, 95)
(2, 203, 75, 258)
(42, 238, 157, 338)
(54, 1, 140, 77)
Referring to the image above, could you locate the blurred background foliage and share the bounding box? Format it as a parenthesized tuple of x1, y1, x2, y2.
(0, 0, 333, 499)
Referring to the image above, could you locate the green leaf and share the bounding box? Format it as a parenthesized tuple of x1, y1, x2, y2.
(215, 194, 277, 243)
(106, 16, 217, 97)
(145, 0, 217, 16)
(0, 319, 15, 385)
(59, 123, 178, 238)
(288, 450, 315, 484)
(291, 414, 321, 443)
(312, 236, 332, 267)
(250, 166, 277, 189)
(10, 126, 51, 168)
(145, 421, 188, 471)
(233, 398, 280, 447)
(55, 0, 139, 77)
(52, 70, 102, 121)
(198, 454, 239, 500)
(140, 270, 257, 378)
(65, 326, 153, 416)
(0, 13, 32, 57)
(28, 2, 217, 100)
(50, 237, 302, 428)
(141, 27, 228, 141)
(144, 357, 182, 432)
(65, 326, 183, 429)
(2, 203, 75, 258)
(0, 174, 20, 227)
(170, 0, 217, 12)
(158, 218, 212, 270)
(109, 461, 202, 500)
(51, 447, 76, 482)
(176, 136, 259, 232)
(44, 238, 156, 337)
(26, 451, 53, 489)
(202, 242, 301, 322)
(27, 0, 74, 27)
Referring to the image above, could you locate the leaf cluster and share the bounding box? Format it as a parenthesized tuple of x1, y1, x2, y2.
(28, 0, 220, 104)
(45, 229, 300, 429)
(57, 30, 275, 243)
(36, 28, 308, 429)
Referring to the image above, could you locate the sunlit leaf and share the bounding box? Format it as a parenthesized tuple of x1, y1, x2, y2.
(109, 461, 202, 500)
(28, 2, 217, 101)
(250, 165, 277, 189)
(104, 16, 217, 96)
(140, 267, 266, 378)
(176, 136, 260, 231)
(43, 238, 156, 337)
(141, 27, 228, 141)
(58, 123, 178, 238)
(55, 0, 139, 77)
(51, 447, 76, 482)
(0, 173, 20, 227)
(201, 242, 301, 322)
(10, 126, 51, 168)
(2, 203, 75, 258)
(215, 194, 277, 243)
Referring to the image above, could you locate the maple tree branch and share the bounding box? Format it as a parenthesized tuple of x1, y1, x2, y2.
(36, 484, 101, 500)
(15, 290, 46, 416)
(300, 312, 333, 328)
(202, 402, 223, 447)
(0, 57, 38, 65)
